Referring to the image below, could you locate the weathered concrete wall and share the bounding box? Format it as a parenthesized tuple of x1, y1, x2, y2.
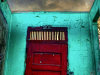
(3, 12, 94, 75)
(0, 10, 8, 75)
(89, 20, 99, 75)
(89, 0, 100, 75)
(0, 1, 12, 75)
(1, 1, 12, 27)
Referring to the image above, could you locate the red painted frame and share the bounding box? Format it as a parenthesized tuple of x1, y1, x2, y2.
(25, 27, 68, 75)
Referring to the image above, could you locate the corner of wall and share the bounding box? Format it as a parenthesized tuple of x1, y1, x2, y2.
(89, 0, 100, 74)
(0, 0, 1, 9)
(90, 0, 99, 21)
(0, 1, 12, 75)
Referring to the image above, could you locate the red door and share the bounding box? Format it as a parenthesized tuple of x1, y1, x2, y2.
(25, 27, 68, 75)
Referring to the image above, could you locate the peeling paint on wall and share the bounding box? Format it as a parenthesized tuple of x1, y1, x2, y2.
(4, 12, 93, 75)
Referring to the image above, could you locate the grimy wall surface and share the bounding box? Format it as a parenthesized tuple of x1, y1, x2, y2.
(0, 1, 98, 75)
(5, 12, 94, 75)
(0, 10, 8, 75)
(0, 1, 12, 75)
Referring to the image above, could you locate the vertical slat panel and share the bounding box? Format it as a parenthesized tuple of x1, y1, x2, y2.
(44, 31, 45, 40)
(34, 31, 36, 40)
(61, 32, 63, 40)
(60, 32, 62, 40)
(49, 32, 51, 40)
(52, 32, 54, 40)
(42, 31, 43, 40)
(30, 31, 65, 41)
(44, 31, 46, 40)
(47, 31, 48, 40)
(39, 31, 41, 40)
(38, 31, 40, 40)
(30, 31, 32, 40)
(46, 31, 47, 40)
(51, 31, 52, 40)
(57, 32, 59, 40)
(55, 32, 56, 40)
(62, 32, 65, 40)
(36, 31, 37, 40)
(37, 31, 39, 40)
(32, 31, 34, 40)
(53, 31, 55, 40)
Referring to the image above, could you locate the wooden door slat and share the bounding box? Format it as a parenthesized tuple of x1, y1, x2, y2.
(36, 31, 38, 40)
(62, 32, 65, 40)
(32, 44, 62, 53)
(52, 32, 54, 40)
(47, 31, 48, 40)
(32, 71, 61, 75)
(57, 32, 59, 40)
(41, 31, 43, 40)
(49, 32, 51, 40)
(32, 65, 61, 71)
(55, 32, 56, 40)
(44, 31, 46, 40)
(34, 31, 36, 40)
(32, 31, 34, 40)
(33, 53, 61, 65)
(30, 31, 32, 40)
(60, 32, 62, 40)
(30, 31, 65, 41)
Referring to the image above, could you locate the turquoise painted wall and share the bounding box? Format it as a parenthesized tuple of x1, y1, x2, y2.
(89, 18, 99, 75)
(90, 0, 99, 21)
(5, 12, 94, 75)
(90, 0, 100, 74)
(1, 2, 12, 26)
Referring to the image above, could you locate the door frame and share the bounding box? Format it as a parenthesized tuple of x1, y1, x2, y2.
(25, 27, 68, 75)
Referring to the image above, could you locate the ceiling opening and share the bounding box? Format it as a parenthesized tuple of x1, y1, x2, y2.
(7, 0, 95, 12)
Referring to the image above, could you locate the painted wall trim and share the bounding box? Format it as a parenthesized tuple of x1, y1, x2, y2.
(0, 1, 12, 75)
(92, 23, 99, 75)
(4, 12, 12, 75)
(92, 22, 98, 25)
(90, 0, 99, 21)
(93, 9, 100, 22)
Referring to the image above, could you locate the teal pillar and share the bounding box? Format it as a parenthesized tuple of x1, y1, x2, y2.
(99, 0, 100, 16)
(92, 23, 99, 75)
(0, 0, 1, 9)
